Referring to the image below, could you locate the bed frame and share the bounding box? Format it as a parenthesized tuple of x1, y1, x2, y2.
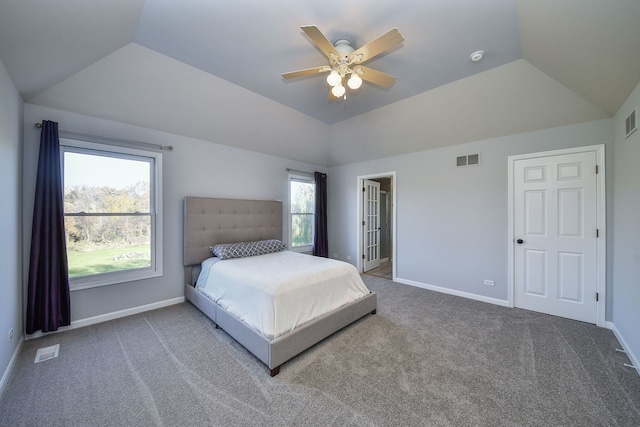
(183, 196, 377, 376)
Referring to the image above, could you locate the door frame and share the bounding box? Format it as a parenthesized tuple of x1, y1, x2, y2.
(507, 144, 606, 327)
(357, 171, 397, 279)
(379, 190, 390, 263)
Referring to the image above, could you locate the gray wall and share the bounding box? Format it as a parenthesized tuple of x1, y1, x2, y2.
(0, 59, 23, 390)
(22, 104, 325, 322)
(328, 119, 614, 307)
(612, 81, 640, 367)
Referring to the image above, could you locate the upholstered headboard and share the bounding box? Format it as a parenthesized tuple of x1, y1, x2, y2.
(183, 197, 283, 268)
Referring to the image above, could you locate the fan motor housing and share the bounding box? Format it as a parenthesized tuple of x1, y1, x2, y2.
(334, 39, 354, 61)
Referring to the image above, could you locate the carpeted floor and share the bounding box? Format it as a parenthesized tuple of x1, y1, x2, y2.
(1, 275, 639, 426)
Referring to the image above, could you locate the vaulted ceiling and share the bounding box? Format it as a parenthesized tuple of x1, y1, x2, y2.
(1, 0, 639, 166)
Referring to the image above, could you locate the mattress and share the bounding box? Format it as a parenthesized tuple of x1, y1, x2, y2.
(196, 250, 370, 340)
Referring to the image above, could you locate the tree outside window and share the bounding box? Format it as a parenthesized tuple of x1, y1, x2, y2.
(61, 140, 162, 289)
(290, 177, 315, 249)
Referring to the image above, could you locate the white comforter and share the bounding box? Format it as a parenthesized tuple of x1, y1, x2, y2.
(196, 251, 370, 340)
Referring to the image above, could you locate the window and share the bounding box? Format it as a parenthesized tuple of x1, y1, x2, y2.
(289, 174, 315, 252)
(61, 139, 162, 290)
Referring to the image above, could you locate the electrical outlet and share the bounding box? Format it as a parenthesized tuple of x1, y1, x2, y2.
(346, 256, 352, 260)
(332, 253, 338, 258)
(483, 279, 495, 286)
(9, 328, 13, 341)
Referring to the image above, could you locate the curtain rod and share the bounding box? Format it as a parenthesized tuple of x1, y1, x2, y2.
(286, 168, 314, 176)
(34, 122, 174, 151)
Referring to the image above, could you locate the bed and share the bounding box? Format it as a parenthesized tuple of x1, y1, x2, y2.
(183, 196, 377, 376)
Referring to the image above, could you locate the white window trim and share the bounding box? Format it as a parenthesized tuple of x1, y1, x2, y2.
(60, 138, 163, 291)
(288, 173, 315, 253)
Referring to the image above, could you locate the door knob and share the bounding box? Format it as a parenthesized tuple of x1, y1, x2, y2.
(516, 239, 524, 244)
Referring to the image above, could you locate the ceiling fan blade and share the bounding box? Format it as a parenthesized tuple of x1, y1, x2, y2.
(301, 25, 339, 60)
(350, 28, 404, 64)
(357, 66, 396, 88)
(282, 66, 331, 80)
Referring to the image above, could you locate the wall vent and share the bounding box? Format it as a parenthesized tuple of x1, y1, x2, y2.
(626, 107, 637, 138)
(456, 154, 480, 167)
(34, 344, 60, 363)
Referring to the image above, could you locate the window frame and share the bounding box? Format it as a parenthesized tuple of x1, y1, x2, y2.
(288, 173, 315, 253)
(60, 138, 163, 291)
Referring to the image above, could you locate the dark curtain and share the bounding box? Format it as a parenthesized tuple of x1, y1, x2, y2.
(26, 120, 71, 334)
(313, 171, 328, 257)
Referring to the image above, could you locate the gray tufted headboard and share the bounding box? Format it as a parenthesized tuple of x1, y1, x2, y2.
(183, 197, 283, 268)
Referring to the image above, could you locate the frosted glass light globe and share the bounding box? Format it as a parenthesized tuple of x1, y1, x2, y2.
(326, 70, 341, 87)
(332, 84, 346, 97)
(347, 74, 362, 89)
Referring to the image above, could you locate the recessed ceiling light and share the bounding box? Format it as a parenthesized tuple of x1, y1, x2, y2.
(470, 50, 485, 62)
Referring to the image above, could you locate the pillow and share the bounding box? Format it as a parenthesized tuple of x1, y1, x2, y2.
(210, 239, 287, 260)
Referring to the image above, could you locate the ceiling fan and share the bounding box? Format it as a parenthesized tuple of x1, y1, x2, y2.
(282, 26, 404, 99)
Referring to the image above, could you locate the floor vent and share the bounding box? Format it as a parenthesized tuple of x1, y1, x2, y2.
(34, 344, 60, 364)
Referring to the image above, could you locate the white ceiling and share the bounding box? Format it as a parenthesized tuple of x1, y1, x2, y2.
(1, 0, 639, 166)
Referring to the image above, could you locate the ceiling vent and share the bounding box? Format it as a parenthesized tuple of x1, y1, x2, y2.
(34, 344, 60, 363)
(626, 107, 637, 138)
(456, 154, 480, 167)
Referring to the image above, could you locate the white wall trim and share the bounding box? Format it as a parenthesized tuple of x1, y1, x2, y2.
(605, 321, 640, 377)
(25, 296, 185, 341)
(395, 277, 511, 307)
(507, 144, 606, 327)
(0, 337, 24, 399)
(61, 138, 164, 291)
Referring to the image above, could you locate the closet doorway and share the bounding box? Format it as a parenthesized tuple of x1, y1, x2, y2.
(357, 172, 396, 280)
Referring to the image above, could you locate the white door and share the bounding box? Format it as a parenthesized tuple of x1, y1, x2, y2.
(514, 151, 598, 323)
(363, 179, 381, 272)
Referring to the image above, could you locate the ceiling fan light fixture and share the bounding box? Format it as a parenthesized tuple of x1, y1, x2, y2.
(332, 84, 346, 97)
(327, 69, 341, 86)
(282, 26, 404, 101)
(347, 73, 362, 89)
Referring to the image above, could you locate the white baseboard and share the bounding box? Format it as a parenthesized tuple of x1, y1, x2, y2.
(605, 321, 640, 377)
(394, 277, 511, 307)
(25, 296, 185, 341)
(0, 337, 24, 399)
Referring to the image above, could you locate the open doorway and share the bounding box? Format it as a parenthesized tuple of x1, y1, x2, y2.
(356, 172, 396, 281)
